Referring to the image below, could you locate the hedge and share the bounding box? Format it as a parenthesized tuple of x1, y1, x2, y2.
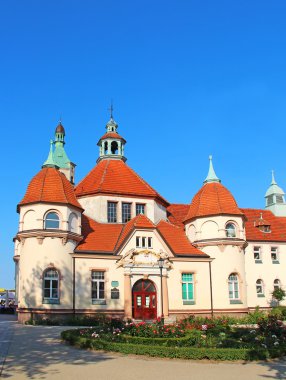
(61, 330, 273, 361)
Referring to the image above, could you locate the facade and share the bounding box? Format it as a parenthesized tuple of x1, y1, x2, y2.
(14, 115, 286, 323)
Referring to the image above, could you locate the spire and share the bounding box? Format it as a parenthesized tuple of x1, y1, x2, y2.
(265, 170, 286, 216)
(204, 155, 221, 184)
(53, 122, 71, 169)
(271, 170, 277, 185)
(42, 140, 58, 168)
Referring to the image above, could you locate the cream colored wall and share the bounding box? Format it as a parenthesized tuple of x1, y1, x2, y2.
(78, 195, 167, 224)
(186, 215, 246, 242)
(74, 257, 124, 310)
(245, 242, 286, 308)
(19, 204, 82, 234)
(167, 261, 211, 311)
(201, 244, 247, 310)
(17, 237, 75, 309)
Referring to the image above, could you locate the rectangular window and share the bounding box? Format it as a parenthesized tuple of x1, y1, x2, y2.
(107, 202, 117, 223)
(142, 237, 146, 248)
(182, 273, 194, 301)
(253, 246, 261, 261)
(122, 203, 131, 223)
(271, 247, 279, 262)
(136, 203, 145, 216)
(91, 271, 105, 300)
(136, 236, 141, 248)
(148, 237, 152, 248)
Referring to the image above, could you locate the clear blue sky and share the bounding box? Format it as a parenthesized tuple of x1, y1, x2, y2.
(1, 1, 286, 289)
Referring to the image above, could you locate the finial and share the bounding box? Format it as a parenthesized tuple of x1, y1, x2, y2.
(271, 170, 277, 185)
(260, 212, 263, 220)
(108, 100, 114, 119)
(204, 155, 221, 184)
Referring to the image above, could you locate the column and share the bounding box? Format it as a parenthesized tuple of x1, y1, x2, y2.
(107, 141, 111, 155)
(118, 141, 122, 155)
(124, 273, 132, 319)
(162, 274, 169, 317)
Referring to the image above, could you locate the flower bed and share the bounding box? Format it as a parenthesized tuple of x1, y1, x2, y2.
(61, 315, 286, 360)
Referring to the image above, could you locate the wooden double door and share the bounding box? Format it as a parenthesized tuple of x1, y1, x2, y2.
(132, 279, 157, 320)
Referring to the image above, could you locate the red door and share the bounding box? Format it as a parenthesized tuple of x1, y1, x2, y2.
(132, 279, 157, 320)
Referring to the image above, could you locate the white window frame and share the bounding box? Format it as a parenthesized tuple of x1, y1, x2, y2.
(256, 279, 264, 296)
(136, 203, 145, 216)
(91, 271, 105, 301)
(122, 202, 132, 223)
(271, 247, 279, 262)
(274, 279, 281, 291)
(43, 269, 59, 303)
(135, 236, 152, 249)
(228, 273, 240, 300)
(44, 211, 60, 229)
(107, 201, 117, 223)
(253, 246, 262, 262)
(225, 222, 236, 238)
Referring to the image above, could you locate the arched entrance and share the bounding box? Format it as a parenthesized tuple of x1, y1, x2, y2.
(132, 279, 157, 320)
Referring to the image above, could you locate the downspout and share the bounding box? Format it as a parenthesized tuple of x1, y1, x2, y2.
(209, 260, 214, 317)
(73, 257, 75, 316)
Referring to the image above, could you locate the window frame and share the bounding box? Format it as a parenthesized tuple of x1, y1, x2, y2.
(274, 279, 281, 291)
(253, 246, 262, 263)
(107, 201, 117, 223)
(91, 270, 106, 305)
(271, 247, 279, 263)
(43, 268, 60, 304)
(228, 273, 241, 303)
(44, 211, 60, 229)
(256, 279, 265, 297)
(181, 273, 195, 305)
(122, 202, 132, 223)
(136, 203, 145, 216)
(225, 222, 236, 238)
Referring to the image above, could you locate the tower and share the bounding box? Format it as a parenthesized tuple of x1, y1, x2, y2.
(265, 171, 286, 216)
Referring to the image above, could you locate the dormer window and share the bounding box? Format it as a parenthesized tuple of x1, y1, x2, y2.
(44, 212, 60, 229)
(225, 223, 236, 238)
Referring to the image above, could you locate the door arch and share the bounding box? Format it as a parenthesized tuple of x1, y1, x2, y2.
(132, 279, 157, 320)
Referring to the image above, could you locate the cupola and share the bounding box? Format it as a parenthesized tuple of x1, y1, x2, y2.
(97, 109, 127, 163)
(265, 171, 286, 216)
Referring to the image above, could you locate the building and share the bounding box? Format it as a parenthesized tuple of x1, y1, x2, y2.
(14, 115, 286, 323)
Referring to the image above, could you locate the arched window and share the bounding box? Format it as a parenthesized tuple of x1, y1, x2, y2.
(43, 269, 59, 304)
(228, 273, 240, 300)
(256, 279, 264, 296)
(44, 212, 60, 229)
(274, 279, 281, 291)
(226, 223, 236, 238)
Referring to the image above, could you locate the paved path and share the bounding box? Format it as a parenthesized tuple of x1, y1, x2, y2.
(0, 315, 286, 379)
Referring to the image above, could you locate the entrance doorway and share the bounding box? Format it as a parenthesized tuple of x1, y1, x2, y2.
(132, 279, 157, 320)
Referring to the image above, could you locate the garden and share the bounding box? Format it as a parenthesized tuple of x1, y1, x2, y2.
(61, 307, 286, 361)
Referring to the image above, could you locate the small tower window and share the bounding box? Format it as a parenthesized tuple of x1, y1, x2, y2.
(276, 195, 284, 204)
(225, 223, 236, 238)
(107, 202, 117, 223)
(122, 203, 131, 223)
(44, 212, 60, 229)
(104, 141, 108, 155)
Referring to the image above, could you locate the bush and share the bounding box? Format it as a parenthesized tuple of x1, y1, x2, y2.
(61, 330, 270, 361)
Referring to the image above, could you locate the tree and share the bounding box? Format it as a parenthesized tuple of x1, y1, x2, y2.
(272, 287, 286, 306)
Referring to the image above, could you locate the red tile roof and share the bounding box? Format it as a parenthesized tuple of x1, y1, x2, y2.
(242, 208, 286, 242)
(77, 215, 124, 252)
(76, 214, 207, 257)
(184, 182, 243, 222)
(75, 159, 169, 206)
(157, 220, 208, 256)
(18, 167, 82, 211)
(167, 204, 190, 227)
(98, 132, 126, 143)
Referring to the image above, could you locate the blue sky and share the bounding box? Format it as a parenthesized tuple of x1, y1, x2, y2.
(1, 1, 286, 288)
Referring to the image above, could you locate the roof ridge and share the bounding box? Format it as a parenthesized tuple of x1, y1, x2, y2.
(40, 168, 48, 202)
(214, 182, 223, 214)
(59, 171, 69, 204)
(98, 160, 110, 191)
(124, 162, 168, 204)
